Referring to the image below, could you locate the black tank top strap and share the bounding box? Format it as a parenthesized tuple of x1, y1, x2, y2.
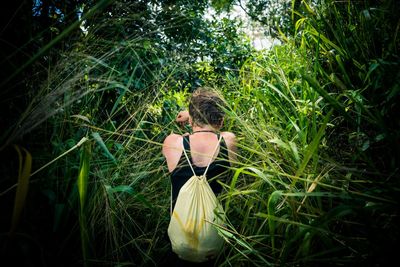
(182, 135, 192, 162)
(183, 135, 190, 151)
(219, 136, 229, 160)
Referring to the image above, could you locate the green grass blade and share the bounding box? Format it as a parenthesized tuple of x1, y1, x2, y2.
(267, 190, 283, 251)
(77, 142, 91, 267)
(78, 143, 91, 209)
(92, 132, 117, 163)
(105, 184, 154, 210)
(10, 145, 32, 235)
(301, 73, 352, 122)
(295, 109, 333, 180)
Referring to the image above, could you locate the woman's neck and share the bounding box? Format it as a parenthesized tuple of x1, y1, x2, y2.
(192, 125, 218, 133)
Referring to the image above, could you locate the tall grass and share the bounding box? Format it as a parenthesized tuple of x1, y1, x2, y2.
(209, 1, 399, 266)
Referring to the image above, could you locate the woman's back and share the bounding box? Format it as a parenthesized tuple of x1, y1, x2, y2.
(163, 131, 236, 173)
(170, 132, 230, 210)
(183, 132, 223, 167)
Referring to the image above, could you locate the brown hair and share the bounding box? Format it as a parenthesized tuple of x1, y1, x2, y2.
(189, 87, 225, 128)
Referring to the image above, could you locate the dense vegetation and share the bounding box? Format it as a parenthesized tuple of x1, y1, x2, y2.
(1, 0, 399, 266)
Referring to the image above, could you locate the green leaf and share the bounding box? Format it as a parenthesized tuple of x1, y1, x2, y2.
(302, 73, 352, 122)
(295, 109, 333, 180)
(91, 132, 117, 163)
(77, 142, 91, 267)
(105, 185, 154, 210)
(77, 142, 91, 209)
(110, 88, 127, 116)
(267, 190, 283, 250)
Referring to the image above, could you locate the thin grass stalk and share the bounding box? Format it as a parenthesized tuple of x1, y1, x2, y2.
(77, 141, 91, 266)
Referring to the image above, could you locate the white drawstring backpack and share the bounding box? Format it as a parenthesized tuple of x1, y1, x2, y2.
(168, 135, 225, 262)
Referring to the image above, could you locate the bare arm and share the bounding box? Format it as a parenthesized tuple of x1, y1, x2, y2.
(221, 132, 237, 164)
(162, 134, 183, 173)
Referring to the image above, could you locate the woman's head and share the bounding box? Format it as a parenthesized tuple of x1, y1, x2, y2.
(189, 87, 225, 129)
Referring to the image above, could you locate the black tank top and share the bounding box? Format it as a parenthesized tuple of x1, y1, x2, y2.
(170, 134, 231, 210)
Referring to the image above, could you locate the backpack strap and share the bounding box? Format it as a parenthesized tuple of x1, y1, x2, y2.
(182, 136, 196, 176)
(170, 183, 173, 215)
(203, 134, 223, 177)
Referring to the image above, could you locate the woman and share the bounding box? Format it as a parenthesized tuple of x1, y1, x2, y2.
(162, 87, 237, 266)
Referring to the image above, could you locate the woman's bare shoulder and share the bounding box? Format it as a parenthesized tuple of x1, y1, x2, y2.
(221, 131, 236, 141)
(163, 132, 192, 147)
(162, 134, 183, 159)
(220, 131, 237, 161)
(163, 133, 183, 145)
(220, 131, 237, 148)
